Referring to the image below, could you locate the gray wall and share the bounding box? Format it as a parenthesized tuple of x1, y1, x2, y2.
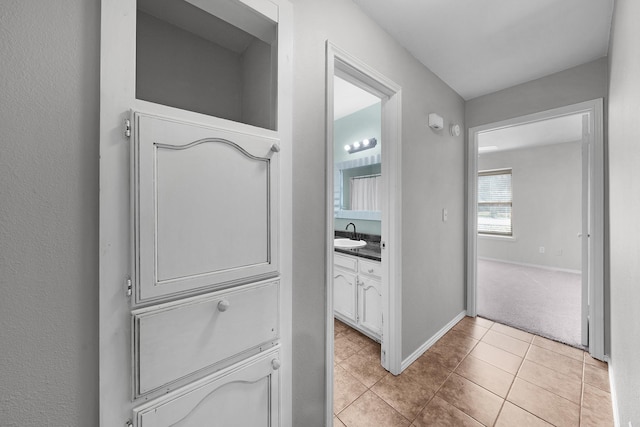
(478, 142, 582, 271)
(291, 0, 465, 424)
(137, 11, 243, 121)
(466, 57, 608, 129)
(137, 12, 275, 130)
(608, 0, 640, 424)
(241, 37, 276, 130)
(0, 0, 100, 425)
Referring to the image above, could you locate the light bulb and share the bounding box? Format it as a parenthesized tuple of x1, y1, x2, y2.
(362, 139, 370, 146)
(353, 141, 360, 148)
(344, 145, 351, 151)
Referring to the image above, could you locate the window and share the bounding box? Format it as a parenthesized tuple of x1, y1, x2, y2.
(478, 169, 512, 235)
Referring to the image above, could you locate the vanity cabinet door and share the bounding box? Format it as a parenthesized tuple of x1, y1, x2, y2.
(357, 275, 382, 339)
(134, 348, 280, 427)
(333, 267, 357, 323)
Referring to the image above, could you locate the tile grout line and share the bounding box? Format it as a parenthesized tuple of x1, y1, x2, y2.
(336, 324, 412, 425)
(420, 329, 490, 426)
(403, 326, 484, 425)
(445, 320, 517, 426)
(493, 338, 564, 427)
(491, 338, 531, 426)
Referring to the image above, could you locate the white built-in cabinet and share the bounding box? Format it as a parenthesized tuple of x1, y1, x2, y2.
(99, 0, 292, 426)
(133, 348, 281, 426)
(334, 252, 383, 341)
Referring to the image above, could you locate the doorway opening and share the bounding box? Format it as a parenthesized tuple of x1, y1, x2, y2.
(325, 42, 402, 422)
(467, 99, 605, 359)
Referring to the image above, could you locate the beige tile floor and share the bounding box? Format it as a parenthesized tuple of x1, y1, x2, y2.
(333, 316, 613, 427)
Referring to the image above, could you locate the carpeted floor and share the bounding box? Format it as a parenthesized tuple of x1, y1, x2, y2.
(477, 259, 583, 348)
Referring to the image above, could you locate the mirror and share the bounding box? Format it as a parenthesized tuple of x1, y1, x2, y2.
(334, 159, 382, 221)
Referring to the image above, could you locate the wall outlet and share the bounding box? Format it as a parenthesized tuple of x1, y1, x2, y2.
(539, 246, 545, 254)
(442, 208, 448, 222)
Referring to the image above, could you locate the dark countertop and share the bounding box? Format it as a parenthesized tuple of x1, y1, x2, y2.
(334, 231, 382, 262)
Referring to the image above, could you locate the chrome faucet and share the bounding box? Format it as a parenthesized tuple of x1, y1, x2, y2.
(346, 222, 358, 240)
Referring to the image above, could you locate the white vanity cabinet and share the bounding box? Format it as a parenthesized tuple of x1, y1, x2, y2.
(334, 253, 382, 341)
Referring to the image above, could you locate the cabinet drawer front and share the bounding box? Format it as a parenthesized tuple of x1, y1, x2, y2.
(334, 253, 357, 272)
(134, 348, 280, 427)
(359, 259, 382, 278)
(133, 281, 279, 396)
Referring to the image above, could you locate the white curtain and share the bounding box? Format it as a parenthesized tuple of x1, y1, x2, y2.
(350, 175, 381, 211)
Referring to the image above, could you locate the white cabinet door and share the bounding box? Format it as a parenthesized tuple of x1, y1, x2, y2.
(132, 112, 280, 303)
(333, 268, 357, 323)
(357, 275, 382, 339)
(134, 348, 280, 427)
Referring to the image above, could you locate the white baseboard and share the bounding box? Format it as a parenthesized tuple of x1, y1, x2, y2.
(400, 310, 467, 372)
(478, 257, 581, 275)
(607, 356, 621, 427)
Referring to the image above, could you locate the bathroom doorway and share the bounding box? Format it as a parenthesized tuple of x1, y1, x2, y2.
(325, 42, 402, 421)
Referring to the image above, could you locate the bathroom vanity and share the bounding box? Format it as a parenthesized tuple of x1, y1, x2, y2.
(334, 243, 382, 341)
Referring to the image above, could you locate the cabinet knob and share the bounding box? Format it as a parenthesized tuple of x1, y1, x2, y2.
(217, 300, 230, 312)
(271, 358, 281, 370)
(270, 143, 281, 153)
(368, 268, 374, 273)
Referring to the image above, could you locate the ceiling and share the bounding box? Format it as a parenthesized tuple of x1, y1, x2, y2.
(352, 0, 614, 100)
(334, 76, 381, 120)
(478, 113, 584, 153)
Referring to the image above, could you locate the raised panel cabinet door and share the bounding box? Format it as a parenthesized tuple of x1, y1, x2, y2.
(333, 268, 357, 322)
(357, 276, 382, 339)
(134, 348, 281, 427)
(132, 112, 280, 303)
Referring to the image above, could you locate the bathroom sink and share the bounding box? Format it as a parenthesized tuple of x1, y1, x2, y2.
(334, 238, 367, 249)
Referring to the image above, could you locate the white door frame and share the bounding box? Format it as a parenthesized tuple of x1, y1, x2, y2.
(466, 99, 605, 360)
(325, 42, 403, 423)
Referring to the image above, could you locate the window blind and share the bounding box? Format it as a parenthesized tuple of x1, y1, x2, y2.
(478, 169, 512, 235)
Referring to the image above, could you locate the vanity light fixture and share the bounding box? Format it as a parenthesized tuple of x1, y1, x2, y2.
(344, 137, 377, 154)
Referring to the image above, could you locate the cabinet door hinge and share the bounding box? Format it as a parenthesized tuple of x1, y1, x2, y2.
(125, 277, 132, 298)
(124, 119, 131, 138)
